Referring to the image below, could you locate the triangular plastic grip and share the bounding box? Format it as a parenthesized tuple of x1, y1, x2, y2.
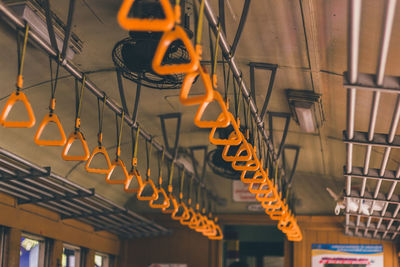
(208, 224, 223, 240)
(162, 194, 178, 214)
(194, 90, 231, 129)
(172, 202, 190, 220)
(137, 179, 159, 201)
(188, 210, 201, 229)
(85, 146, 112, 174)
(198, 217, 213, 234)
(34, 113, 66, 146)
(152, 26, 199, 75)
(124, 168, 143, 193)
(248, 177, 273, 195)
(117, 0, 175, 32)
(223, 136, 252, 162)
(180, 66, 214, 106)
(149, 187, 170, 209)
(62, 131, 90, 161)
(256, 184, 278, 202)
(261, 193, 282, 210)
(209, 114, 243, 146)
(232, 143, 260, 171)
(0, 91, 35, 128)
(241, 168, 267, 184)
(194, 214, 208, 232)
(203, 219, 217, 237)
(180, 207, 196, 225)
(105, 158, 130, 185)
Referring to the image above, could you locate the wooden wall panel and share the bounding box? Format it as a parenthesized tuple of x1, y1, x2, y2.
(293, 216, 399, 267)
(0, 192, 120, 255)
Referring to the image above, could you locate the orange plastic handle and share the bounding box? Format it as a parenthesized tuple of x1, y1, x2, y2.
(203, 219, 217, 237)
(210, 115, 243, 146)
(117, 0, 175, 32)
(249, 178, 273, 195)
(223, 137, 252, 162)
(124, 168, 144, 193)
(85, 146, 112, 174)
(180, 206, 196, 225)
(62, 131, 90, 161)
(208, 224, 223, 240)
(137, 179, 159, 201)
(34, 113, 66, 146)
(152, 26, 199, 75)
(105, 158, 130, 185)
(149, 187, 170, 209)
(162, 194, 179, 214)
(172, 202, 190, 221)
(194, 214, 209, 232)
(180, 66, 214, 106)
(0, 91, 35, 128)
(256, 184, 278, 202)
(188, 207, 201, 229)
(194, 91, 231, 129)
(241, 168, 267, 184)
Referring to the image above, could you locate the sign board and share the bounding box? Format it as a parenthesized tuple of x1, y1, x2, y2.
(233, 180, 257, 202)
(312, 244, 383, 267)
(247, 203, 264, 212)
(149, 264, 187, 267)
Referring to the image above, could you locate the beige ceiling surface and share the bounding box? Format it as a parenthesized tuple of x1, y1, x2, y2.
(1, 0, 400, 216)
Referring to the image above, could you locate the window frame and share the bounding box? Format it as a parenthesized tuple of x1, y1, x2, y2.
(20, 232, 46, 267)
(62, 243, 81, 267)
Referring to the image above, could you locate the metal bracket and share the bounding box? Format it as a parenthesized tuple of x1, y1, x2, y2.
(344, 166, 399, 183)
(189, 146, 208, 182)
(116, 70, 142, 126)
(18, 188, 95, 205)
(159, 113, 182, 159)
(343, 131, 400, 148)
(343, 72, 400, 94)
(282, 145, 300, 189)
(61, 208, 127, 220)
(249, 62, 278, 119)
(268, 112, 291, 159)
(230, 0, 251, 56)
(0, 167, 51, 182)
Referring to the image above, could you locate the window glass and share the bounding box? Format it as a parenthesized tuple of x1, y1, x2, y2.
(94, 253, 109, 267)
(20, 235, 44, 267)
(62, 245, 80, 267)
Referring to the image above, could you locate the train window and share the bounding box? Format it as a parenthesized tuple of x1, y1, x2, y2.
(94, 252, 109, 267)
(62, 244, 81, 267)
(20, 233, 45, 267)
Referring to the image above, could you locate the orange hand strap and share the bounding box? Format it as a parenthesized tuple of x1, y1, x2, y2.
(105, 158, 130, 185)
(34, 113, 67, 146)
(62, 131, 90, 161)
(62, 76, 89, 161)
(0, 91, 36, 128)
(152, 26, 199, 75)
(117, 0, 175, 32)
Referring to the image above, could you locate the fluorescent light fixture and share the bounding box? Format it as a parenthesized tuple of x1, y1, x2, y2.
(286, 89, 323, 133)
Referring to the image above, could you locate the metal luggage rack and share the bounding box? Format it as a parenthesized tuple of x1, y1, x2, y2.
(344, 0, 400, 240)
(0, 147, 170, 238)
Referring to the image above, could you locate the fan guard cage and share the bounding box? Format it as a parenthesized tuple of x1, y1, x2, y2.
(112, 35, 190, 90)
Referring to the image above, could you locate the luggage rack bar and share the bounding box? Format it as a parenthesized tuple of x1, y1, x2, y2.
(0, 147, 170, 238)
(343, 0, 400, 240)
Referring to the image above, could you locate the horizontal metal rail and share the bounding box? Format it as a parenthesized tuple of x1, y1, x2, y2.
(0, 147, 170, 238)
